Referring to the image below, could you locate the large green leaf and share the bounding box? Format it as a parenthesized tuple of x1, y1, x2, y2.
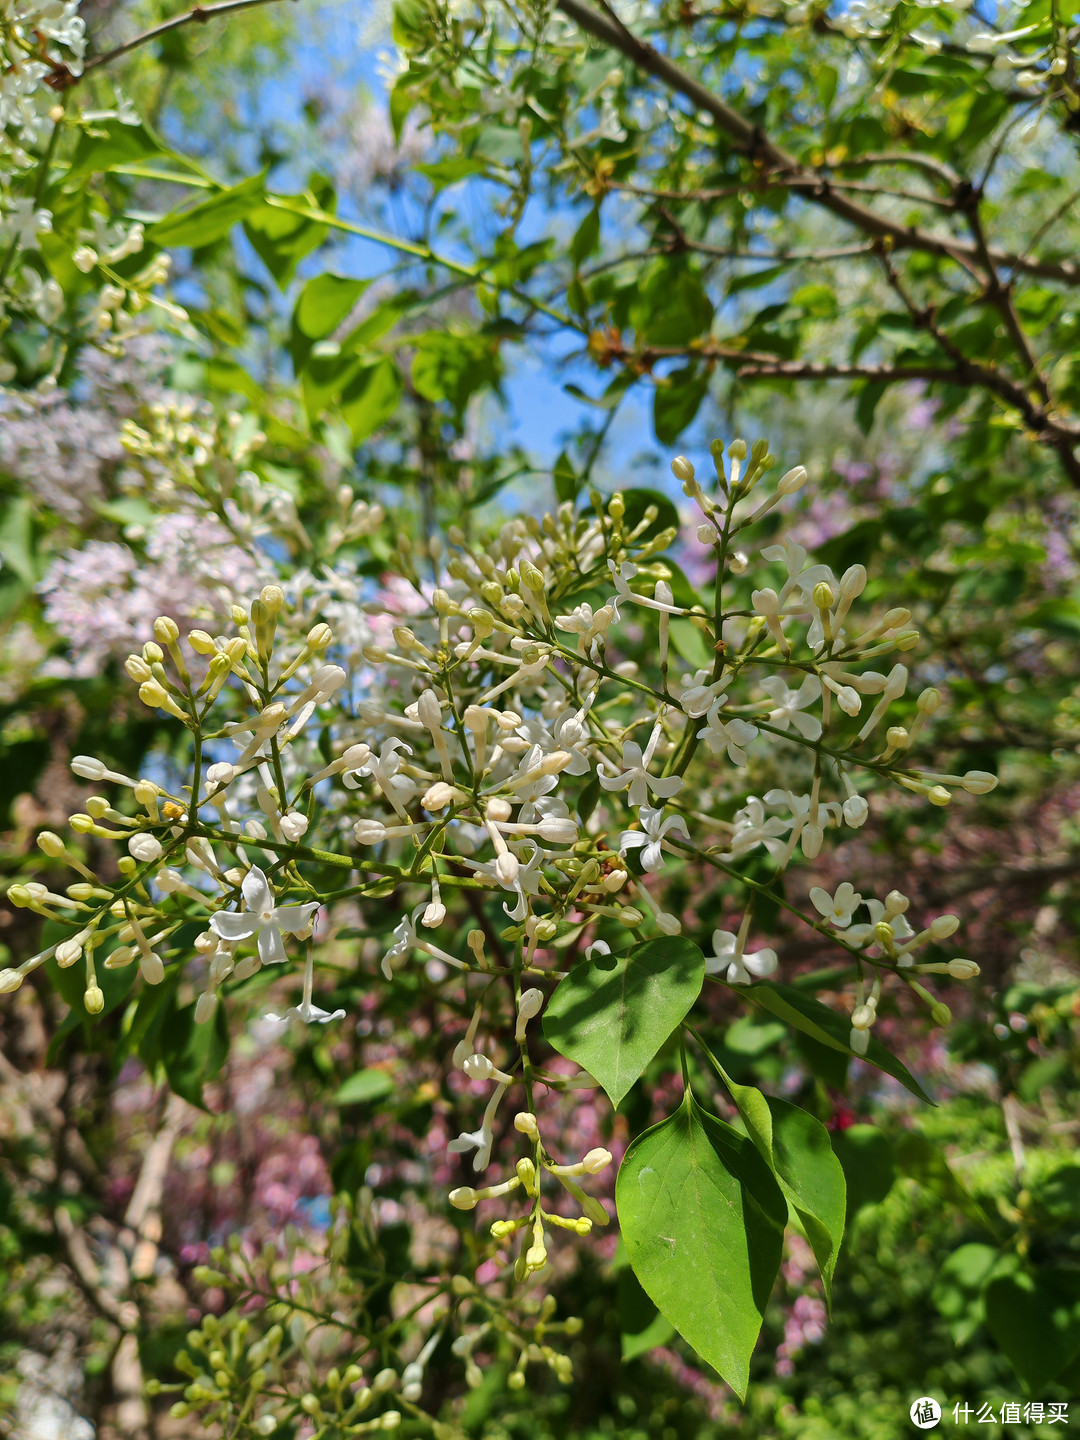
(745, 980, 934, 1103)
(933, 1243, 1011, 1347)
(289, 273, 370, 371)
(244, 179, 333, 289)
(984, 1268, 1080, 1392)
(830, 1124, 895, 1218)
(653, 366, 708, 445)
(148, 172, 266, 248)
(892, 1130, 992, 1228)
(709, 1054, 845, 1302)
(543, 937, 705, 1106)
(333, 1068, 394, 1105)
(616, 1093, 786, 1397)
(339, 357, 402, 444)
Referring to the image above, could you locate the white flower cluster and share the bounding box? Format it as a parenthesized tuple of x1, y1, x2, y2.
(0, 0, 84, 159)
(2, 437, 994, 1281)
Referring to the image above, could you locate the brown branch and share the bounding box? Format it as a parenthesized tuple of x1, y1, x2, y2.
(56, 0, 292, 84)
(555, 0, 1080, 287)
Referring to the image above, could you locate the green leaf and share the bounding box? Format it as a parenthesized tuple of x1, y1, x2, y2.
(708, 1055, 846, 1302)
(933, 1243, 1010, 1347)
(244, 181, 334, 290)
(411, 331, 501, 412)
(148, 171, 266, 248)
(830, 1124, 895, 1217)
(333, 1069, 394, 1105)
(68, 119, 168, 179)
(571, 207, 601, 266)
(160, 998, 230, 1110)
(745, 980, 934, 1103)
(543, 938, 705, 1106)
(553, 449, 580, 505)
(653, 367, 709, 445)
(984, 1268, 1080, 1392)
(892, 1131, 991, 1227)
(205, 357, 264, 404)
(339, 357, 402, 444)
(616, 1093, 786, 1397)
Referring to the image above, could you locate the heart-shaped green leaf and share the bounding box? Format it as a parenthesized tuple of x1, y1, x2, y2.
(616, 1093, 786, 1398)
(543, 938, 705, 1106)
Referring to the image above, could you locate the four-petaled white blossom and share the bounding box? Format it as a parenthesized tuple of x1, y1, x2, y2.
(678, 669, 733, 718)
(697, 706, 758, 766)
(705, 930, 778, 985)
(209, 867, 318, 965)
(618, 806, 688, 872)
(809, 882, 862, 928)
(599, 720, 683, 809)
(847, 898, 915, 947)
(760, 674, 822, 740)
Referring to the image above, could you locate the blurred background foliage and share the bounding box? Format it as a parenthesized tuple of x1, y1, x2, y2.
(2, 0, 1080, 1433)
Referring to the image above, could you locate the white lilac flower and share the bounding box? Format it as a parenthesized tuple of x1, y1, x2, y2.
(344, 736, 415, 818)
(516, 704, 593, 776)
(760, 674, 822, 740)
(618, 806, 689, 872)
(607, 559, 685, 618)
(697, 705, 758, 766)
(381, 904, 424, 979)
(598, 719, 683, 809)
(677, 669, 733, 718)
(721, 796, 789, 863)
(846, 898, 915, 947)
(760, 539, 835, 608)
(809, 882, 862, 928)
(448, 1081, 510, 1172)
(264, 953, 345, 1026)
(705, 930, 778, 985)
(209, 866, 319, 965)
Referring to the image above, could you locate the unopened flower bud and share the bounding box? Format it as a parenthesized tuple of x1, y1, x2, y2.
(154, 616, 180, 644)
(84, 985, 105, 1014)
(307, 623, 333, 650)
(0, 969, 23, 993)
(812, 581, 834, 610)
(670, 456, 695, 482)
(142, 641, 164, 664)
(581, 1147, 613, 1174)
(947, 958, 980, 979)
(514, 1112, 539, 1138)
(929, 914, 959, 941)
(917, 687, 941, 714)
(776, 465, 808, 495)
(931, 1001, 952, 1026)
(71, 755, 107, 781)
(928, 785, 951, 806)
(125, 655, 153, 683)
(37, 831, 66, 857)
(128, 834, 163, 863)
(449, 1187, 478, 1210)
(961, 770, 997, 794)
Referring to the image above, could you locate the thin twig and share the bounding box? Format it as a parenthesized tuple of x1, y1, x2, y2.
(73, 0, 293, 81)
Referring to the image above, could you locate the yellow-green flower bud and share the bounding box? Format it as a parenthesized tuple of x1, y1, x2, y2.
(153, 616, 179, 644)
(142, 641, 164, 664)
(37, 831, 66, 857)
(84, 985, 105, 1014)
